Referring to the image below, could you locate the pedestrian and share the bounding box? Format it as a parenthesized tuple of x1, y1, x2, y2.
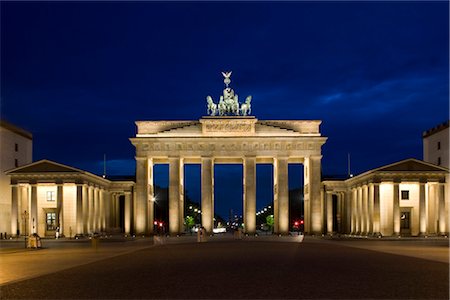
(55, 227, 60, 239)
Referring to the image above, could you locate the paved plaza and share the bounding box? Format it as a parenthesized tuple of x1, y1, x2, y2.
(0, 235, 449, 299)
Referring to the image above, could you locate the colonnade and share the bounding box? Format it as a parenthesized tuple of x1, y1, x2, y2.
(325, 181, 447, 236)
(134, 155, 323, 236)
(11, 183, 112, 237)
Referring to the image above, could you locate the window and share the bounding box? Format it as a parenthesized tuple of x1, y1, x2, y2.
(46, 212, 56, 231)
(46, 191, 56, 201)
(14, 159, 18, 168)
(401, 190, 409, 200)
(15, 143, 18, 152)
(437, 141, 441, 150)
(438, 157, 441, 166)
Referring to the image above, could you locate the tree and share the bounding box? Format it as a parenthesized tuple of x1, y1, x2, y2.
(266, 215, 274, 232)
(185, 216, 195, 233)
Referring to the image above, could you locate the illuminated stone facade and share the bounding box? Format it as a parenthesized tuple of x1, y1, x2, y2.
(423, 121, 449, 169)
(0, 120, 32, 235)
(322, 159, 449, 237)
(130, 116, 327, 235)
(6, 160, 133, 237)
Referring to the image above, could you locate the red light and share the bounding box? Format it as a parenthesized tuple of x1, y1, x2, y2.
(300, 220, 304, 224)
(154, 221, 158, 225)
(159, 222, 163, 227)
(294, 221, 299, 226)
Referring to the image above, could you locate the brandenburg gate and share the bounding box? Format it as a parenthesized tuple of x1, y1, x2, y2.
(130, 72, 327, 235)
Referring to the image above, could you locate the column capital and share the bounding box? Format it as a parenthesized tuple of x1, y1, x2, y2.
(307, 155, 323, 160)
(136, 157, 147, 161)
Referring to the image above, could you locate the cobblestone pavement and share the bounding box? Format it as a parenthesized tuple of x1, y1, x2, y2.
(1, 235, 448, 299)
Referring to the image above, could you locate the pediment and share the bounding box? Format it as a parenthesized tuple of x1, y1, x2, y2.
(6, 159, 84, 174)
(374, 159, 448, 173)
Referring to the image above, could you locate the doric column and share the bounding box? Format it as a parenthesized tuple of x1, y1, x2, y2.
(368, 184, 374, 235)
(147, 158, 155, 235)
(94, 187, 99, 232)
(438, 183, 446, 235)
(76, 184, 83, 234)
(99, 189, 105, 231)
(57, 184, 64, 235)
(326, 192, 333, 234)
(273, 158, 279, 233)
(356, 187, 362, 235)
(350, 188, 355, 234)
(393, 182, 400, 236)
(274, 157, 289, 234)
(201, 157, 214, 234)
(88, 186, 94, 233)
(169, 157, 182, 235)
(82, 185, 89, 234)
(124, 192, 132, 234)
(362, 185, 369, 235)
(427, 184, 437, 234)
(11, 185, 19, 236)
(135, 157, 148, 234)
(345, 191, 352, 234)
(243, 156, 256, 235)
(419, 182, 426, 235)
(179, 158, 185, 233)
(114, 194, 120, 228)
(372, 183, 381, 235)
(305, 156, 322, 234)
(30, 184, 37, 234)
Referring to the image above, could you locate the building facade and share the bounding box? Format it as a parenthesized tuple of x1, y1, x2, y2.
(322, 159, 449, 237)
(423, 121, 449, 169)
(130, 117, 327, 236)
(0, 120, 32, 235)
(6, 160, 134, 237)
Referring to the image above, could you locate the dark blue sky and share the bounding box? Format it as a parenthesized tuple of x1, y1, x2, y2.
(2, 1, 448, 216)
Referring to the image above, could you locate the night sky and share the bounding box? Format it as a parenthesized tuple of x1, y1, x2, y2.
(2, 1, 448, 217)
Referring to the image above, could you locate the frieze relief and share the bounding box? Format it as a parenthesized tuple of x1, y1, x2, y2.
(140, 140, 323, 153)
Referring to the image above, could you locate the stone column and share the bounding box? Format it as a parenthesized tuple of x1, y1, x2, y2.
(356, 187, 362, 235)
(419, 182, 426, 235)
(274, 157, 289, 234)
(135, 157, 148, 234)
(94, 187, 99, 232)
(273, 158, 279, 233)
(201, 157, 214, 234)
(76, 185, 83, 234)
(305, 156, 322, 234)
(124, 192, 132, 234)
(82, 185, 89, 234)
(438, 183, 446, 235)
(57, 184, 64, 235)
(99, 189, 105, 231)
(169, 157, 181, 235)
(373, 183, 381, 235)
(326, 192, 333, 234)
(179, 158, 185, 233)
(345, 191, 352, 234)
(243, 157, 256, 235)
(30, 184, 37, 234)
(368, 184, 374, 235)
(88, 186, 95, 233)
(393, 183, 400, 236)
(147, 158, 155, 235)
(303, 163, 310, 234)
(362, 185, 369, 235)
(11, 185, 19, 237)
(427, 184, 437, 234)
(114, 194, 118, 228)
